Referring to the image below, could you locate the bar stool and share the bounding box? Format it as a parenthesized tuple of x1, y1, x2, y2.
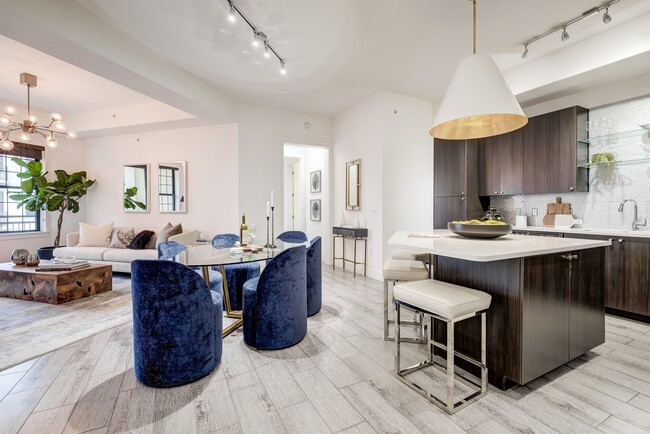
(393, 279, 491, 414)
(383, 259, 429, 342)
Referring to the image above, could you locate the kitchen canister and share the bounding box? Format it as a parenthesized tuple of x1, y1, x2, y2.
(515, 215, 528, 228)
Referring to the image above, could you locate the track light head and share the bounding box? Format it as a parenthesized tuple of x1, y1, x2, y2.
(561, 27, 569, 42)
(521, 44, 528, 59)
(263, 41, 271, 58)
(280, 60, 286, 75)
(228, 2, 236, 22)
(603, 7, 612, 24)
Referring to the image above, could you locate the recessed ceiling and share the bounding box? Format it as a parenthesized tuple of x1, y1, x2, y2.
(3, 0, 650, 120)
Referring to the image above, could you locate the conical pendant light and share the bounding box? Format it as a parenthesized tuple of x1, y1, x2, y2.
(429, 0, 527, 140)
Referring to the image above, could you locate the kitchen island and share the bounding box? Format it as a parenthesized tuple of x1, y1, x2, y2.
(388, 230, 611, 389)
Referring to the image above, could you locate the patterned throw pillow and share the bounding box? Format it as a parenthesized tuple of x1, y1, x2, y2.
(109, 228, 136, 249)
(129, 230, 155, 250)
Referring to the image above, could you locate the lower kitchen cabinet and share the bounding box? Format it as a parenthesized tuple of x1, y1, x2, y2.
(565, 233, 650, 319)
(433, 247, 605, 388)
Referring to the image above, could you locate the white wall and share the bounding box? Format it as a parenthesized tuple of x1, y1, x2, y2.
(332, 91, 433, 280)
(84, 124, 238, 236)
(0, 105, 88, 261)
(235, 103, 332, 244)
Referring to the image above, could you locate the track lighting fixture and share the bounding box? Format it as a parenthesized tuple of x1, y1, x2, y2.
(521, 0, 620, 59)
(224, 1, 286, 75)
(603, 7, 612, 23)
(561, 27, 569, 42)
(227, 1, 236, 22)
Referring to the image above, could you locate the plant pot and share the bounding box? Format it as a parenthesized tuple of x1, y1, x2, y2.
(37, 246, 56, 260)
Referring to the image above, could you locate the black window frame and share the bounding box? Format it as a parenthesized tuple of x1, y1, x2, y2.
(0, 142, 45, 234)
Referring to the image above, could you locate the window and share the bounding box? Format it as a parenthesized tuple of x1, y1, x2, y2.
(158, 166, 178, 212)
(0, 154, 40, 233)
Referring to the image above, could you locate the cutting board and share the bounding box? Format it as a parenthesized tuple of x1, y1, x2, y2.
(546, 197, 572, 215)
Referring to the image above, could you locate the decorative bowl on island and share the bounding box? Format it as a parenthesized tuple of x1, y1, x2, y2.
(447, 220, 512, 239)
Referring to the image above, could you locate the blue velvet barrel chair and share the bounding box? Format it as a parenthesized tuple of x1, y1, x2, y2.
(306, 236, 322, 316)
(131, 260, 223, 387)
(158, 241, 223, 299)
(277, 230, 308, 245)
(212, 234, 261, 310)
(242, 246, 308, 350)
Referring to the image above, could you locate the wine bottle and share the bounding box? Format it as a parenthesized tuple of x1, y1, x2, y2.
(240, 214, 248, 246)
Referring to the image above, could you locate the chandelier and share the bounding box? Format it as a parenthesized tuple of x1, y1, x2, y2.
(0, 72, 76, 151)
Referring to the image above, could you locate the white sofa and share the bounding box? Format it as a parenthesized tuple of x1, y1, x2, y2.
(53, 227, 159, 273)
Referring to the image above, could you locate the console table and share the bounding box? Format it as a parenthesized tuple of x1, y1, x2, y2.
(332, 227, 368, 277)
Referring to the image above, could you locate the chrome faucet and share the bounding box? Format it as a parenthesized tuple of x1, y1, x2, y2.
(618, 199, 647, 231)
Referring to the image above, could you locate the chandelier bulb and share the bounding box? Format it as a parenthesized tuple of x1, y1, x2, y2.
(0, 115, 12, 126)
(46, 138, 58, 148)
(0, 138, 14, 151)
(53, 120, 67, 131)
(50, 112, 62, 121)
(603, 8, 612, 24)
(28, 115, 37, 123)
(4, 106, 16, 115)
(66, 130, 77, 139)
(561, 27, 569, 42)
(18, 132, 31, 142)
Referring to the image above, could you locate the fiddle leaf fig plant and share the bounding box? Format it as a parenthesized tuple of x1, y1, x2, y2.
(124, 186, 146, 210)
(9, 157, 96, 247)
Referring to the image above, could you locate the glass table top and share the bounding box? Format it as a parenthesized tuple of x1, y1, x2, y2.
(175, 244, 282, 268)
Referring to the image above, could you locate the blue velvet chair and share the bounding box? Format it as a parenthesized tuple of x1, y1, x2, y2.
(242, 246, 307, 350)
(131, 260, 223, 387)
(277, 230, 308, 244)
(306, 236, 322, 316)
(212, 234, 260, 310)
(158, 241, 223, 300)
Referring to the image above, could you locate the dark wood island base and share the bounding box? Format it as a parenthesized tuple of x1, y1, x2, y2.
(432, 247, 606, 390)
(0, 263, 112, 304)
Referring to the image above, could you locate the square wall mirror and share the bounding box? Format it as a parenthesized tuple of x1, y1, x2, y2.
(158, 161, 187, 213)
(346, 159, 360, 210)
(123, 164, 150, 213)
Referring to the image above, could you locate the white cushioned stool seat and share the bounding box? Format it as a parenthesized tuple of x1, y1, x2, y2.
(383, 259, 429, 281)
(393, 279, 491, 319)
(391, 250, 430, 263)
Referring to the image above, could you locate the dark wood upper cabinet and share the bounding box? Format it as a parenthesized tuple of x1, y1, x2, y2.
(478, 126, 524, 196)
(523, 106, 588, 194)
(433, 139, 482, 227)
(478, 106, 588, 196)
(434, 138, 467, 197)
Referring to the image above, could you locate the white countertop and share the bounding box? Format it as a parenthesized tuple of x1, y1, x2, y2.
(388, 230, 611, 262)
(513, 226, 650, 239)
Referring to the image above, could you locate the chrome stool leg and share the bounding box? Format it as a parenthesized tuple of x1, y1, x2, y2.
(384, 279, 425, 343)
(395, 300, 489, 415)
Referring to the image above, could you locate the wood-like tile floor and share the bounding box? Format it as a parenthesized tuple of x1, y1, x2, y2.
(1, 267, 650, 433)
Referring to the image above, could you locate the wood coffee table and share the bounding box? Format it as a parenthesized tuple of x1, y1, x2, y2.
(0, 263, 112, 304)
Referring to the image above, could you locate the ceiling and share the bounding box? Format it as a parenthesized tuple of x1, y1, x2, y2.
(1, 0, 650, 123)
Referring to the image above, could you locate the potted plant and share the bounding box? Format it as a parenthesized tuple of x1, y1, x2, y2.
(9, 157, 96, 258)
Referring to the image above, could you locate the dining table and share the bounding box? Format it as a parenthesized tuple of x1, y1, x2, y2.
(175, 244, 282, 336)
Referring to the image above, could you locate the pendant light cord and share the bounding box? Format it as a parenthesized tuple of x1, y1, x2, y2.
(472, 0, 477, 54)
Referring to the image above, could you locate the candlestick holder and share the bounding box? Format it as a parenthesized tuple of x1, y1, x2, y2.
(264, 216, 271, 248)
(270, 206, 277, 248)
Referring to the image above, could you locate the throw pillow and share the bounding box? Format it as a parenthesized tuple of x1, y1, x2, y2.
(108, 228, 135, 249)
(156, 222, 183, 247)
(129, 230, 155, 250)
(77, 222, 114, 247)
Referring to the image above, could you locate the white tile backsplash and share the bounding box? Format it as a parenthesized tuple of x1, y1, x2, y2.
(491, 95, 650, 231)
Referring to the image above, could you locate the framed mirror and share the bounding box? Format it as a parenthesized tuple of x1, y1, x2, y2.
(158, 161, 187, 213)
(123, 164, 150, 212)
(346, 159, 360, 210)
